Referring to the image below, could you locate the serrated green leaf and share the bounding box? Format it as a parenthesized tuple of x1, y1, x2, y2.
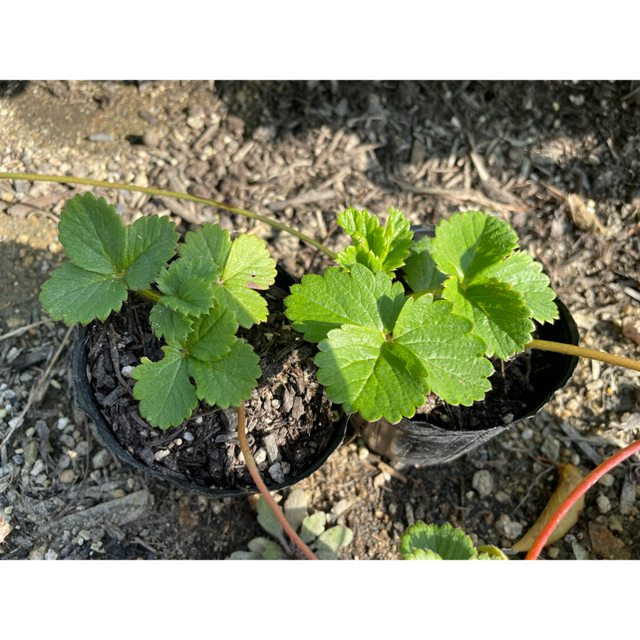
(475, 251, 559, 323)
(394, 295, 493, 405)
(315, 324, 431, 423)
(316, 526, 354, 553)
(380, 207, 413, 272)
(122, 214, 179, 290)
(132, 346, 197, 429)
(212, 282, 269, 329)
(337, 207, 386, 258)
(300, 512, 326, 544)
(443, 277, 534, 360)
(400, 522, 478, 560)
(335, 244, 384, 273)
(182, 304, 237, 361)
(179, 222, 231, 267)
(284, 264, 407, 343)
(432, 211, 519, 282)
(403, 236, 447, 293)
(188, 339, 260, 408)
(477, 545, 509, 560)
(402, 548, 442, 560)
(40, 261, 128, 325)
(149, 304, 193, 343)
(58, 192, 126, 275)
(156, 259, 215, 318)
(257, 496, 284, 539)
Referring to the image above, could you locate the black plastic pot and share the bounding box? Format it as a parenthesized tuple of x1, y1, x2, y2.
(70, 266, 348, 497)
(357, 298, 580, 467)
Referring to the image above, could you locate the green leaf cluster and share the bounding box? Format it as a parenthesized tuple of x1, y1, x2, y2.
(400, 522, 507, 560)
(40, 193, 276, 430)
(285, 207, 558, 423)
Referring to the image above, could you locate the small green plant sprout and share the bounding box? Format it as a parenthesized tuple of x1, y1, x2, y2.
(284, 207, 559, 423)
(227, 489, 354, 560)
(400, 522, 507, 560)
(39, 192, 276, 429)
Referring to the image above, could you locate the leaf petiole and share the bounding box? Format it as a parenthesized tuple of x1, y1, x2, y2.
(526, 339, 640, 372)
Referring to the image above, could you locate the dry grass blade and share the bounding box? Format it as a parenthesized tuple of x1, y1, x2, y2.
(0, 319, 52, 342)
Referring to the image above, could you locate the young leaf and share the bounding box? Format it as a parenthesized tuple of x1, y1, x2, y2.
(443, 277, 534, 360)
(403, 235, 447, 294)
(315, 526, 354, 559)
(432, 210, 519, 282)
(283, 488, 309, 532)
(40, 261, 128, 325)
(188, 339, 261, 408)
(474, 250, 559, 324)
(400, 522, 478, 560)
(180, 224, 276, 328)
(284, 264, 407, 343)
(337, 207, 386, 258)
(149, 304, 194, 343)
(132, 346, 198, 429)
(380, 207, 413, 272)
(300, 512, 327, 544)
(335, 244, 384, 274)
(182, 305, 238, 362)
(156, 259, 215, 317)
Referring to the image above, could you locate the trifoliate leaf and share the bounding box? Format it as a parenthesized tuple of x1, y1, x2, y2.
(284, 263, 407, 343)
(400, 522, 478, 560)
(403, 236, 447, 294)
(188, 339, 260, 408)
(394, 295, 493, 405)
(156, 259, 215, 317)
(57, 192, 127, 275)
(39, 261, 128, 325)
(432, 210, 519, 282)
(337, 207, 386, 258)
(335, 207, 412, 274)
(180, 224, 276, 328)
(149, 303, 193, 343)
(132, 346, 198, 429)
(380, 207, 413, 272)
(443, 277, 534, 360)
(315, 325, 431, 423)
(182, 305, 237, 362)
(122, 214, 180, 290)
(474, 251, 559, 323)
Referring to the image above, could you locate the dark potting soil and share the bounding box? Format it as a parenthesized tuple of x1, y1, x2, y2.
(83, 286, 336, 491)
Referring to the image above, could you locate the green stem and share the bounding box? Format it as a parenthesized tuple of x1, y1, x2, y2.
(0, 171, 337, 260)
(236, 402, 318, 560)
(525, 437, 640, 560)
(526, 339, 640, 373)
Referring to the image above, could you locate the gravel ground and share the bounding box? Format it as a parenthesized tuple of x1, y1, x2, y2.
(0, 80, 639, 560)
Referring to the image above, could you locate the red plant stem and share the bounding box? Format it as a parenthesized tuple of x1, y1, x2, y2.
(525, 437, 640, 560)
(236, 403, 318, 560)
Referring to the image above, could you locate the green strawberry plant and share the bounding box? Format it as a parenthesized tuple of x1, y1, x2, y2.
(400, 522, 507, 560)
(284, 207, 560, 423)
(40, 191, 276, 429)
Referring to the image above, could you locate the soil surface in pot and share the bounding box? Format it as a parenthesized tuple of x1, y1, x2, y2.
(83, 287, 336, 491)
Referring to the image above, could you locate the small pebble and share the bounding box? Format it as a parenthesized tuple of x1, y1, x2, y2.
(608, 514, 624, 533)
(598, 473, 615, 487)
(620, 477, 636, 516)
(92, 449, 111, 469)
(358, 447, 369, 460)
(154, 449, 171, 462)
(541, 434, 561, 461)
(521, 427, 534, 440)
(30, 459, 45, 476)
(495, 514, 523, 540)
(331, 498, 353, 517)
(59, 470, 76, 483)
(57, 417, 70, 430)
(142, 129, 160, 148)
(596, 494, 611, 514)
(183, 432, 194, 442)
(494, 490, 510, 504)
(254, 448, 267, 465)
(547, 547, 560, 559)
(268, 462, 285, 484)
(45, 549, 58, 560)
(121, 365, 135, 378)
(472, 470, 494, 498)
